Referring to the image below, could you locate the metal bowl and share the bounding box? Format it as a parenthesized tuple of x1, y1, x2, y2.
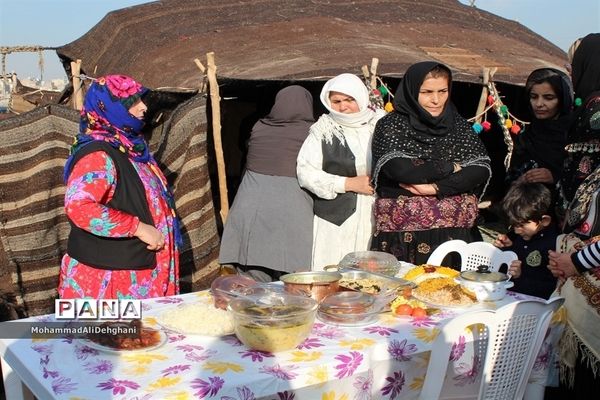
(280, 271, 342, 302)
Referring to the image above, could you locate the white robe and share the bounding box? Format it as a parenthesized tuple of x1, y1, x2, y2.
(297, 113, 382, 270)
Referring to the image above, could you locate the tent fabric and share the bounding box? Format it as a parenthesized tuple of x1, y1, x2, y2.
(56, 0, 567, 89)
(0, 105, 75, 316)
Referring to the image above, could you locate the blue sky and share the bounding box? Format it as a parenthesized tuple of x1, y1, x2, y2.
(0, 0, 598, 80)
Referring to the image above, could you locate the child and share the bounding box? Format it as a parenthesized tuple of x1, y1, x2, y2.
(493, 182, 559, 299)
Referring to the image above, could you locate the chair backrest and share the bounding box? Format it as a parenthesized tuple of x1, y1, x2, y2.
(418, 297, 565, 400)
(427, 240, 518, 272)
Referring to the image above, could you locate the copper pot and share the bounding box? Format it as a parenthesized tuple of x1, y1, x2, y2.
(280, 271, 342, 302)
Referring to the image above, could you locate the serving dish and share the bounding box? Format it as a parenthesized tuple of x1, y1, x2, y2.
(412, 277, 478, 309)
(84, 329, 167, 353)
(227, 291, 318, 352)
(157, 302, 235, 336)
(455, 265, 514, 301)
(210, 275, 258, 309)
(280, 271, 342, 302)
(338, 269, 414, 294)
(317, 291, 384, 326)
(338, 251, 401, 277)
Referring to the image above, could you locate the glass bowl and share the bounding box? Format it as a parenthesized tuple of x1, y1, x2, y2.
(210, 275, 257, 310)
(227, 292, 318, 352)
(317, 291, 384, 326)
(339, 251, 400, 277)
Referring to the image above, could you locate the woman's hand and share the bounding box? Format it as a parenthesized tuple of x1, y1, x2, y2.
(134, 221, 165, 251)
(508, 260, 522, 279)
(520, 168, 554, 184)
(399, 182, 437, 196)
(493, 234, 513, 248)
(345, 175, 375, 195)
(548, 250, 578, 280)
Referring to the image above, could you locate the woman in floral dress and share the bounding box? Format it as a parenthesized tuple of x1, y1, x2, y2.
(58, 75, 180, 299)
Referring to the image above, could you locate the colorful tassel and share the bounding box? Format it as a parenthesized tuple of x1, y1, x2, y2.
(384, 102, 394, 113)
(500, 105, 509, 117)
(378, 85, 389, 96)
(482, 121, 492, 131)
(487, 95, 495, 105)
(505, 119, 513, 129)
(575, 98, 582, 107)
(510, 124, 521, 134)
(472, 122, 483, 134)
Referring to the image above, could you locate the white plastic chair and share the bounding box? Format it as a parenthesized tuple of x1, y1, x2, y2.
(427, 240, 518, 272)
(419, 297, 565, 400)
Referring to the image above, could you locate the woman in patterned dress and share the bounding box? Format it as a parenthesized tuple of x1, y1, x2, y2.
(546, 33, 600, 398)
(58, 75, 180, 299)
(370, 61, 491, 266)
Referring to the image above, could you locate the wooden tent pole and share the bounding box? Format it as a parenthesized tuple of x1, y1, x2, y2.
(70, 59, 83, 110)
(206, 52, 229, 223)
(369, 58, 379, 91)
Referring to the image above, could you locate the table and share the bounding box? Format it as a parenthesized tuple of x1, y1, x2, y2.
(0, 290, 564, 400)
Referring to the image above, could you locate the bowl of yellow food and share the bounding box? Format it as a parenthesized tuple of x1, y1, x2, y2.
(227, 292, 318, 352)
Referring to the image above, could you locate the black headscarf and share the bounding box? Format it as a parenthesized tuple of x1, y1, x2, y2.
(571, 33, 600, 105)
(245, 85, 314, 177)
(392, 61, 457, 138)
(508, 68, 573, 182)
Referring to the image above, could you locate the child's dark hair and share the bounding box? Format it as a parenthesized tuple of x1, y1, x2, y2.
(502, 182, 553, 225)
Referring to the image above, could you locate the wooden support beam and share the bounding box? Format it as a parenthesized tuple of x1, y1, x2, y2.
(206, 52, 229, 223)
(70, 59, 83, 110)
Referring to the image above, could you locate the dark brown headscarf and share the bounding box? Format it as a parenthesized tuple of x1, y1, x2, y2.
(245, 85, 314, 177)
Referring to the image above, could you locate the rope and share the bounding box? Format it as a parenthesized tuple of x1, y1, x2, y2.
(487, 81, 514, 171)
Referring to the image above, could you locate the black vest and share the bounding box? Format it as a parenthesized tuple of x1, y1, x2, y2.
(313, 135, 357, 226)
(65, 142, 156, 270)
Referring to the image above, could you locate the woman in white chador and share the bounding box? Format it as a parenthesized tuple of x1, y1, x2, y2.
(297, 73, 385, 269)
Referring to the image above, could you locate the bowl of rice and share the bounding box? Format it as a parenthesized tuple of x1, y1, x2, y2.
(158, 302, 235, 336)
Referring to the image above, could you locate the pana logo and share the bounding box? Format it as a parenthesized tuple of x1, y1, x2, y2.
(55, 299, 142, 320)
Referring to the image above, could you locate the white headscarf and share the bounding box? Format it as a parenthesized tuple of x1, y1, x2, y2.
(320, 73, 375, 128)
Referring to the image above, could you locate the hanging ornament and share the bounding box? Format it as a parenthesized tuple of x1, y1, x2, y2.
(384, 101, 394, 113)
(372, 88, 381, 97)
(472, 122, 483, 134)
(510, 124, 521, 135)
(505, 119, 513, 129)
(482, 121, 492, 131)
(487, 95, 495, 105)
(500, 105, 509, 117)
(378, 85, 389, 96)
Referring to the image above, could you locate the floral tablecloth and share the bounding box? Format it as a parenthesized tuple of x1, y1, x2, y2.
(0, 290, 564, 400)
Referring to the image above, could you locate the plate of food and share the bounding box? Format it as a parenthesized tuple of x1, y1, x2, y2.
(84, 321, 167, 353)
(411, 277, 480, 310)
(402, 264, 460, 284)
(156, 302, 235, 336)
